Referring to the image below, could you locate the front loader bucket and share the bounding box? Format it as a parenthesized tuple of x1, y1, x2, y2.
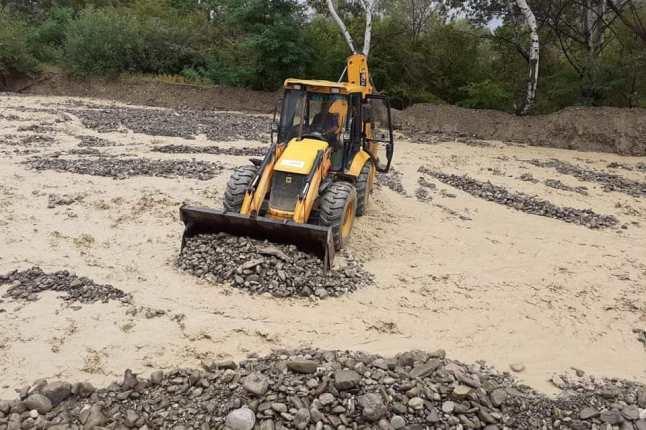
(180, 206, 335, 270)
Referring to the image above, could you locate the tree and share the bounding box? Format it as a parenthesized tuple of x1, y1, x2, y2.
(516, 0, 540, 114)
(325, 0, 377, 55)
(607, 0, 646, 42)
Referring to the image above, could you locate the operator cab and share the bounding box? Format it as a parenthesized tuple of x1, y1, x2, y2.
(277, 88, 350, 170)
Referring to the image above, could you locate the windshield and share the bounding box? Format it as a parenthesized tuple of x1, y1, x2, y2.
(278, 90, 348, 145)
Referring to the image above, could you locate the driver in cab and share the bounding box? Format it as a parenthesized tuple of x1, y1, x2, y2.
(309, 102, 341, 146)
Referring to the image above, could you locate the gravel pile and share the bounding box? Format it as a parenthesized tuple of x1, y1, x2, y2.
(47, 193, 84, 208)
(25, 157, 223, 180)
(152, 144, 265, 157)
(77, 135, 119, 147)
(1, 349, 645, 430)
(527, 159, 646, 198)
(0, 267, 129, 304)
(607, 161, 646, 173)
(377, 169, 408, 196)
(419, 167, 619, 229)
(71, 107, 270, 141)
(543, 179, 589, 195)
(415, 176, 436, 202)
(177, 233, 373, 299)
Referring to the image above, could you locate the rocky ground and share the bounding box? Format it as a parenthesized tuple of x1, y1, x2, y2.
(71, 107, 271, 142)
(1, 349, 645, 430)
(25, 157, 224, 181)
(1, 94, 645, 426)
(525, 159, 646, 198)
(177, 234, 373, 299)
(418, 167, 619, 229)
(0, 267, 129, 304)
(152, 144, 265, 158)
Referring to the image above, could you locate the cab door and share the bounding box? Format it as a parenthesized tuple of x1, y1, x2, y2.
(363, 95, 394, 173)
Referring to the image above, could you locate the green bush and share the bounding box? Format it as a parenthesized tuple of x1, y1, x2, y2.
(0, 8, 40, 83)
(459, 80, 513, 111)
(62, 8, 140, 77)
(28, 7, 74, 62)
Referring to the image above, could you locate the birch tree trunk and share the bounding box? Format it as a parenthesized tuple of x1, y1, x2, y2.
(326, 0, 357, 53)
(516, 0, 540, 115)
(360, 0, 375, 56)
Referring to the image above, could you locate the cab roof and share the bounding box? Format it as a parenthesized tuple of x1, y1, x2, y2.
(283, 78, 364, 94)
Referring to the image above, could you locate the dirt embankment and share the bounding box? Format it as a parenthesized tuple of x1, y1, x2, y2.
(400, 104, 646, 156)
(9, 73, 646, 155)
(14, 73, 278, 113)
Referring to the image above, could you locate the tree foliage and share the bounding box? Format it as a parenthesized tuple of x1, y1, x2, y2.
(0, 0, 644, 111)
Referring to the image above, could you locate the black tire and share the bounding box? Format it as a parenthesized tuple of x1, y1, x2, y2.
(223, 165, 257, 212)
(319, 182, 357, 250)
(355, 161, 373, 216)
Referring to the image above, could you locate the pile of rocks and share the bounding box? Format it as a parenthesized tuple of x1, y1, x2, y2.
(77, 135, 119, 147)
(71, 107, 270, 142)
(527, 159, 646, 198)
(0, 267, 130, 304)
(177, 234, 373, 299)
(419, 167, 619, 229)
(543, 179, 589, 196)
(415, 177, 436, 202)
(25, 157, 223, 180)
(377, 169, 408, 196)
(152, 144, 265, 157)
(47, 193, 84, 208)
(1, 349, 645, 430)
(607, 162, 646, 173)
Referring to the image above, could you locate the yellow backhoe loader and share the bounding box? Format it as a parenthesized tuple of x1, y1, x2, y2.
(180, 54, 394, 268)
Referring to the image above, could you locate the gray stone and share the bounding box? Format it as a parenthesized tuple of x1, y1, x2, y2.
(334, 370, 361, 390)
(41, 381, 72, 407)
(452, 385, 472, 398)
(260, 420, 275, 430)
(601, 410, 625, 425)
(22, 394, 52, 414)
(408, 397, 424, 410)
(624, 405, 641, 421)
(510, 363, 525, 373)
(293, 408, 310, 430)
(442, 401, 455, 414)
(80, 404, 108, 429)
(243, 373, 269, 397)
(638, 389, 646, 408)
(0, 401, 10, 414)
(490, 388, 507, 407)
(287, 360, 318, 374)
(150, 371, 164, 385)
(225, 407, 256, 430)
(390, 415, 406, 429)
(358, 393, 386, 422)
(318, 393, 335, 406)
(409, 359, 442, 379)
(310, 408, 324, 423)
(122, 369, 138, 388)
(271, 403, 287, 413)
(580, 407, 600, 420)
(378, 418, 392, 430)
(635, 420, 646, 430)
(125, 409, 139, 427)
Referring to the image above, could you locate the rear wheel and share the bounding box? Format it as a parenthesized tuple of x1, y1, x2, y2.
(355, 161, 373, 216)
(223, 165, 257, 212)
(319, 182, 357, 250)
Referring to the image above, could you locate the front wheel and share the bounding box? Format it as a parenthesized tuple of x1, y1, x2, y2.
(223, 165, 257, 212)
(319, 182, 357, 250)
